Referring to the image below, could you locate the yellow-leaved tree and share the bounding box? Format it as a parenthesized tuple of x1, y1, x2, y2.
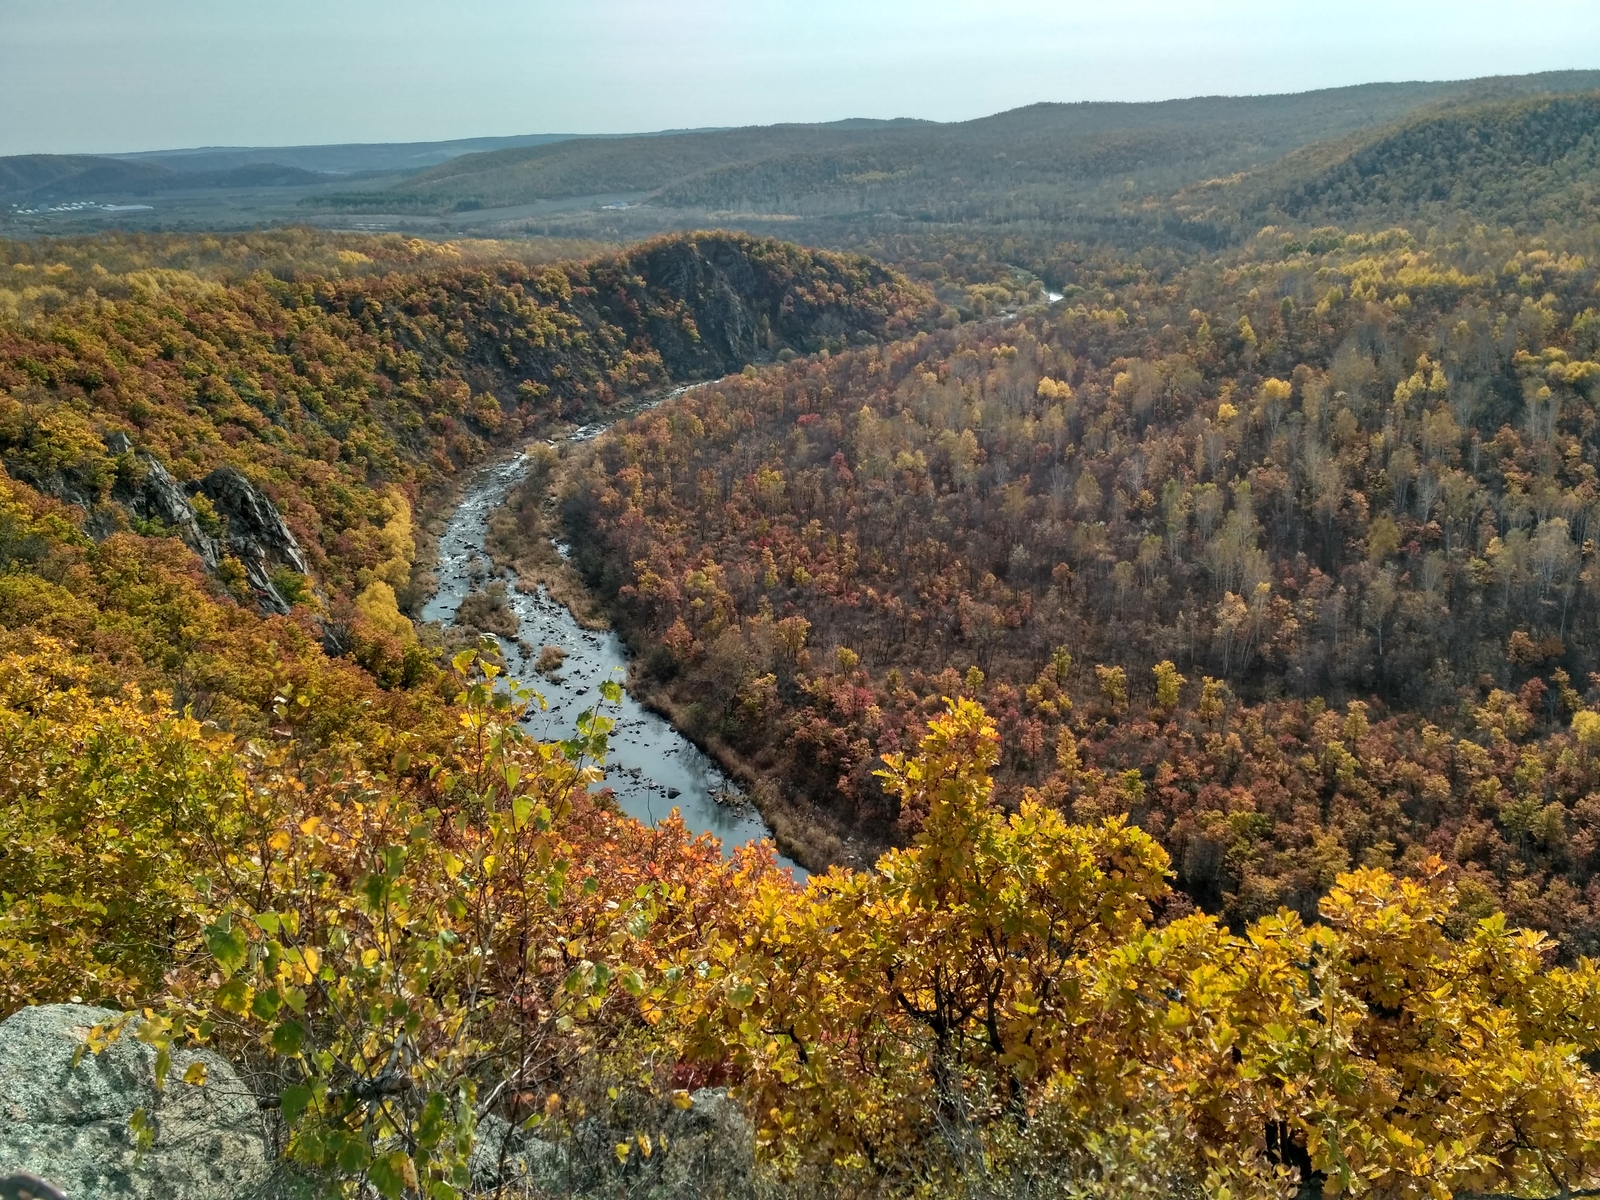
(675, 699, 1600, 1199)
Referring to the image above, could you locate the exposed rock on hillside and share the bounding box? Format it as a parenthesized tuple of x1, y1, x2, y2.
(187, 465, 310, 612)
(0, 1004, 270, 1200)
(623, 234, 905, 376)
(105, 436, 309, 614)
(109, 437, 220, 569)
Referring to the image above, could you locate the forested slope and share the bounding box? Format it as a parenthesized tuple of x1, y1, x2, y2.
(321, 72, 1600, 225)
(1176, 89, 1600, 237)
(0, 229, 926, 717)
(565, 223, 1600, 949)
(5, 147, 1600, 1195)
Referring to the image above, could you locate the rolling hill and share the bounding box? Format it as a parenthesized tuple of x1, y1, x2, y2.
(0, 153, 334, 201)
(319, 71, 1600, 226)
(1181, 87, 1600, 234)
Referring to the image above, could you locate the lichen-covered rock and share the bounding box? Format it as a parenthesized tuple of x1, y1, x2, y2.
(109, 446, 310, 614)
(485, 1087, 755, 1200)
(0, 1004, 271, 1200)
(468, 1113, 564, 1193)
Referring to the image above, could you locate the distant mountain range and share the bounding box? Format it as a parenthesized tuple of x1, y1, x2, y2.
(0, 154, 340, 202)
(105, 128, 730, 177)
(299, 71, 1600, 223)
(7, 70, 1600, 245)
(0, 129, 729, 204)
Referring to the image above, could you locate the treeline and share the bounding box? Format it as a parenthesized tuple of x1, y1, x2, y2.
(565, 223, 1600, 946)
(0, 228, 620, 320)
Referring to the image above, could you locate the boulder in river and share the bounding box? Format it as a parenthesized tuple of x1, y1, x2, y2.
(0, 1004, 272, 1200)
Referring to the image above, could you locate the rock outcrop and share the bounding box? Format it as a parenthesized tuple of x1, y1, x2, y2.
(114, 448, 222, 570)
(107, 439, 309, 614)
(0, 1004, 271, 1200)
(188, 465, 310, 613)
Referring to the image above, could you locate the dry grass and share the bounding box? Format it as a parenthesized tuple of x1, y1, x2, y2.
(632, 680, 862, 872)
(456, 580, 520, 638)
(486, 445, 611, 631)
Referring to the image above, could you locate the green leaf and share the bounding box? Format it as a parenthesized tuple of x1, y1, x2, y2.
(129, 1106, 155, 1154)
(271, 1019, 305, 1057)
(369, 1150, 413, 1199)
(215, 976, 252, 1014)
(600, 679, 623, 704)
(382, 844, 407, 878)
(280, 1083, 313, 1125)
(205, 917, 248, 976)
(336, 1133, 372, 1173)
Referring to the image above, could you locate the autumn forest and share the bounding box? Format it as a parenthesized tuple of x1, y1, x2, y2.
(6, 74, 1600, 1200)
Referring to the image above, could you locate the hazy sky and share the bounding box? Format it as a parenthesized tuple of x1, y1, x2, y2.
(5, 0, 1600, 155)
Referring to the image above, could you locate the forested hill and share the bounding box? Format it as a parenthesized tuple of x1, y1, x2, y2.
(565, 221, 1600, 948)
(1180, 88, 1600, 236)
(0, 230, 928, 706)
(319, 71, 1600, 222)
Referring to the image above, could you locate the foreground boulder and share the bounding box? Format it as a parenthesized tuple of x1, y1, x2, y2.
(0, 1004, 271, 1200)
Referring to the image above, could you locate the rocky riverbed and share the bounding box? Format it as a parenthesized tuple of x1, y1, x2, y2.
(421, 404, 804, 879)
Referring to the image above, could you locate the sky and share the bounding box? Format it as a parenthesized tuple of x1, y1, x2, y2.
(4, 0, 1600, 156)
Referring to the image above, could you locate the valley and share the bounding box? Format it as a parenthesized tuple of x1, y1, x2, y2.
(7, 66, 1600, 1200)
(422, 400, 804, 875)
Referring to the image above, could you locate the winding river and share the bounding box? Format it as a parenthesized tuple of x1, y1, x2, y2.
(421, 398, 806, 879)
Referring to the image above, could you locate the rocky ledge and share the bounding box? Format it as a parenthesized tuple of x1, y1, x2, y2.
(0, 1005, 271, 1200)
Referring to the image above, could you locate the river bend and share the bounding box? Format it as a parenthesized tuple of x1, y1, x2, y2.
(421, 413, 804, 878)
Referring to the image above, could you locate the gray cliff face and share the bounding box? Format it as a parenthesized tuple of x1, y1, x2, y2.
(118, 451, 222, 570)
(0, 1004, 271, 1200)
(103, 436, 309, 615)
(187, 466, 310, 613)
(16, 429, 312, 615)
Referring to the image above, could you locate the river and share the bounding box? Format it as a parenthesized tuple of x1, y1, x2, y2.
(421, 398, 806, 879)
